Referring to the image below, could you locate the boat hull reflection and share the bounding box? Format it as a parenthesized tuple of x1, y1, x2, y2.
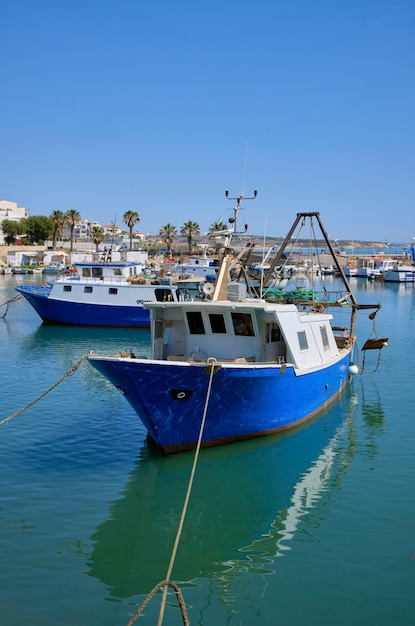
(87, 393, 358, 598)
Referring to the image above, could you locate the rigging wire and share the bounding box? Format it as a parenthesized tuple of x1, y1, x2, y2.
(309, 217, 329, 301)
(260, 210, 267, 295)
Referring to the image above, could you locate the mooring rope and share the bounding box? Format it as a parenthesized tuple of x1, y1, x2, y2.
(1, 349, 217, 625)
(0, 355, 88, 426)
(0, 294, 22, 318)
(126, 580, 190, 626)
(126, 357, 218, 626)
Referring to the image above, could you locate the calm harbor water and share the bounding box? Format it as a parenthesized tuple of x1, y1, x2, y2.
(1, 273, 414, 625)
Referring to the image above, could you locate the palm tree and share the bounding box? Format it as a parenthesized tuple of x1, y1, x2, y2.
(208, 219, 227, 233)
(91, 226, 105, 252)
(65, 209, 81, 252)
(181, 220, 200, 255)
(50, 210, 66, 249)
(159, 223, 177, 257)
(122, 210, 140, 251)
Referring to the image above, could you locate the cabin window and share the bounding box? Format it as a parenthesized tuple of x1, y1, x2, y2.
(113, 268, 122, 275)
(266, 323, 281, 343)
(186, 311, 206, 334)
(92, 267, 103, 278)
(155, 288, 174, 302)
(81, 268, 91, 278)
(297, 331, 309, 351)
(231, 312, 255, 336)
(208, 313, 227, 334)
(320, 325, 330, 350)
(63, 285, 72, 292)
(108, 287, 118, 295)
(84, 286, 93, 294)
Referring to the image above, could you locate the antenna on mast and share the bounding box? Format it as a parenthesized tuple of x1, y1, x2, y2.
(225, 190, 257, 233)
(241, 142, 249, 195)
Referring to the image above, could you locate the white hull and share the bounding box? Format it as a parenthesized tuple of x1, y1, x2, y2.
(383, 265, 415, 283)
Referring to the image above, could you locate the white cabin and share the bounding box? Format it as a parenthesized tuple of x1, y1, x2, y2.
(147, 299, 343, 372)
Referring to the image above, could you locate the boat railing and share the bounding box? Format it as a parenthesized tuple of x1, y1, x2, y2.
(263, 289, 352, 306)
(66, 275, 129, 284)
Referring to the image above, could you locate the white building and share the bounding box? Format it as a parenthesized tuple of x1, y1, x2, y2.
(0, 200, 29, 244)
(102, 224, 124, 238)
(61, 219, 102, 241)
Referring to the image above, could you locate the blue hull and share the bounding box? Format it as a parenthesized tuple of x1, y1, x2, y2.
(16, 286, 150, 328)
(89, 353, 352, 453)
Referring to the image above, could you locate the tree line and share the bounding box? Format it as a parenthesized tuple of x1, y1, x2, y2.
(1, 209, 228, 256)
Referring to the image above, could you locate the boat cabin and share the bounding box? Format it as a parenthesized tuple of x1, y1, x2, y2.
(72, 262, 144, 282)
(146, 299, 344, 371)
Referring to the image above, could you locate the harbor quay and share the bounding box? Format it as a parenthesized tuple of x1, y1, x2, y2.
(0, 243, 409, 273)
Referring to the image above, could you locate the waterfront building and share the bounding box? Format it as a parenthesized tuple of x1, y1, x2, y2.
(0, 200, 29, 244)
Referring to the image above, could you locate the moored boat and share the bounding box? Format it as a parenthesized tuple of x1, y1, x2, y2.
(88, 193, 388, 454)
(175, 251, 219, 279)
(16, 261, 203, 327)
(42, 263, 65, 275)
(343, 265, 358, 278)
(356, 257, 382, 278)
(381, 243, 415, 282)
(382, 264, 415, 283)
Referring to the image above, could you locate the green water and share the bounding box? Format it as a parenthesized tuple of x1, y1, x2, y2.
(1, 274, 414, 625)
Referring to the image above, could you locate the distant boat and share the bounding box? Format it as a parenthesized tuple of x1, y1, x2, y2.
(88, 193, 388, 454)
(15, 261, 204, 327)
(356, 258, 382, 279)
(175, 253, 219, 279)
(383, 243, 415, 282)
(382, 264, 415, 283)
(42, 264, 64, 275)
(343, 265, 358, 278)
(345, 257, 396, 280)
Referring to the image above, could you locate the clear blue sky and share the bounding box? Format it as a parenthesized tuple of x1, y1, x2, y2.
(1, 0, 414, 243)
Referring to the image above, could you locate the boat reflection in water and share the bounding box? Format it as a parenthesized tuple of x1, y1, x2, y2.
(87, 386, 384, 617)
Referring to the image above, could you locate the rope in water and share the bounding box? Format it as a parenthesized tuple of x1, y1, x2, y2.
(0, 294, 22, 318)
(0, 354, 89, 426)
(0, 348, 218, 625)
(126, 580, 189, 626)
(126, 357, 218, 626)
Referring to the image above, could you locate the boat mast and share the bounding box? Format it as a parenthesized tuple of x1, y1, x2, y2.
(211, 190, 257, 301)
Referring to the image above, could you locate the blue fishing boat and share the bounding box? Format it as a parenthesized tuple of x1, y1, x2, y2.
(15, 261, 199, 327)
(88, 193, 388, 453)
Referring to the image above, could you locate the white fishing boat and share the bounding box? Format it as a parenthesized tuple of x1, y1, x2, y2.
(382, 244, 415, 282)
(382, 263, 415, 282)
(175, 249, 219, 279)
